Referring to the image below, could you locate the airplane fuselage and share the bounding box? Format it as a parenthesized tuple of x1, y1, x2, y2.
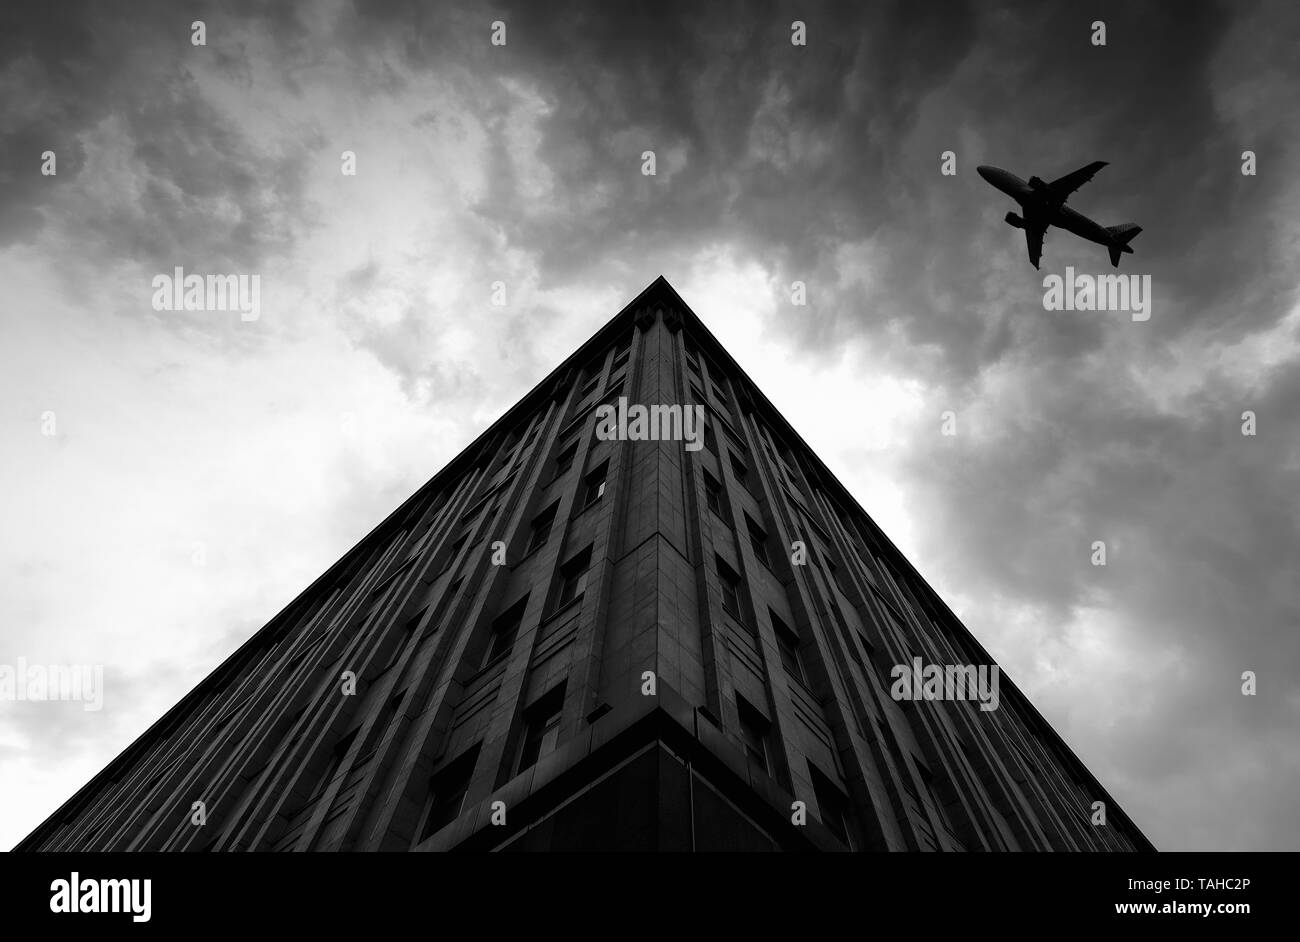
(976, 165, 1112, 248)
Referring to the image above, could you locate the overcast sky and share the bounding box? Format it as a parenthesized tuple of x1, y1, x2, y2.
(2, 0, 1298, 851)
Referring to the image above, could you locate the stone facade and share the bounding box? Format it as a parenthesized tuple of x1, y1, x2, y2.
(16, 277, 1153, 852)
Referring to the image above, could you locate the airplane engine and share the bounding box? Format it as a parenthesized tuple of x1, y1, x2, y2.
(1005, 212, 1025, 229)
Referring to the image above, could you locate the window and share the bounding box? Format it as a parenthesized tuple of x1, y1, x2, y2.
(690, 382, 706, 405)
(703, 471, 724, 517)
(369, 558, 414, 599)
(404, 603, 429, 634)
(746, 515, 770, 566)
(407, 525, 434, 561)
(809, 762, 855, 849)
(736, 695, 771, 774)
(601, 380, 625, 405)
(579, 375, 600, 400)
(555, 547, 593, 609)
(424, 576, 462, 636)
(314, 727, 359, 798)
(703, 424, 717, 455)
(387, 688, 407, 721)
(458, 493, 493, 527)
(612, 348, 630, 371)
(553, 440, 578, 477)
(771, 611, 805, 683)
(384, 604, 427, 669)
(483, 595, 528, 668)
(916, 757, 957, 834)
(580, 461, 608, 508)
(525, 502, 558, 554)
(443, 533, 467, 571)
(729, 452, 750, 489)
(825, 556, 844, 592)
(716, 556, 743, 620)
(852, 543, 880, 586)
(517, 683, 566, 772)
(855, 631, 876, 670)
(685, 345, 701, 370)
(711, 382, 728, 404)
(419, 744, 480, 842)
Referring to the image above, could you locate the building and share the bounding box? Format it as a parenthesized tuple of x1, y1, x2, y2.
(16, 276, 1154, 852)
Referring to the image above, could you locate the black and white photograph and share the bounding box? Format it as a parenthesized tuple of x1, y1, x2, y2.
(1, 0, 1295, 928)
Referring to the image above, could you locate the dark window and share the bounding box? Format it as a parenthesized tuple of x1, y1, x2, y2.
(703, 424, 717, 455)
(483, 594, 527, 669)
(556, 547, 593, 609)
(916, 757, 957, 834)
(458, 489, 497, 527)
(580, 461, 608, 508)
(388, 688, 407, 720)
(711, 382, 728, 404)
(404, 603, 430, 635)
(736, 695, 771, 774)
(854, 631, 876, 670)
(729, 452, 750, 489)
(425, 576, 462, 637)
(419, 744, 481, 842)
(612, 348, 630, 371)
(369, 558, 414, 598)
(553, 440, 578, 477)
(703, 471, 724, 517)
(809, 762, 855, 849)
(384, 604, 427, 669)
(771, 611, 805, 683)
(716, 556, 743, 619)
(746, 515, 770, 566)
(517, 683, 566, 772)
(314, 727, 358, 798)
(443, 534, 467, 571)
(407, 525, 433, 561)
(825, 556, 845, 593)
(527, 502, 558, 554)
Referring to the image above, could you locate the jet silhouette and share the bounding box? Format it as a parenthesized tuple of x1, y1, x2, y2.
(977, 162, 1141, 269)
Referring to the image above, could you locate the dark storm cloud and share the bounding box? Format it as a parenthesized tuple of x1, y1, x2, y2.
(333, 0, 974, 277)
(0, 1, 316, 273)
(331, 1, 1298, 377)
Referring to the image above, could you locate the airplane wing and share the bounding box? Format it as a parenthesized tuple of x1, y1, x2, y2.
(1024, 223, 1045, 269)
(1046, 161, 1108, 201)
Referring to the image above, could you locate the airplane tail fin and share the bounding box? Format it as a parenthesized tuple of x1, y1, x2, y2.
(1106, 224, 1142, 267)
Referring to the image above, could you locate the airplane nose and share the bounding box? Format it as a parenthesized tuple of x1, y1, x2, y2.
(976, 165, 993, 181)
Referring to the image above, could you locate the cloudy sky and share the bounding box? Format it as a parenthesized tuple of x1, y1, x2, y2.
(3, 0, 1298, 851)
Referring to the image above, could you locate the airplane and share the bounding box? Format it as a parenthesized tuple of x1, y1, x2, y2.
(977, 162, 1141, 269)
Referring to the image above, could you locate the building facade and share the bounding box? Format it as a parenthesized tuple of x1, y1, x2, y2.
(17, 277, 1153, 852)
